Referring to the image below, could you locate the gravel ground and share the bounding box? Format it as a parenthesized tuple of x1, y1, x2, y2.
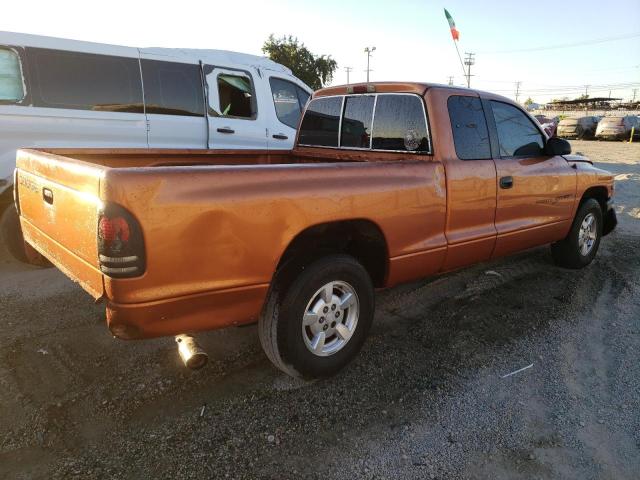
(1, 140, 639, 479)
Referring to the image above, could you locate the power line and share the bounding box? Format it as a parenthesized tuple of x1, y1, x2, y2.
(479, 32, 640, 54)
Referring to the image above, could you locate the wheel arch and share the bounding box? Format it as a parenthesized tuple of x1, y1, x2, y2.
(273, 219, 389, 291)
(580, 185, 609, 213)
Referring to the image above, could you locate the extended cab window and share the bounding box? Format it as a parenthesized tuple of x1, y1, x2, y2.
(0, 48, 24, 102)
(27, 48, 143, 112)
(141, 60, 204, 117)
(371, 94, 429, 152)
(269, 77, 307, 128)
(298, 96, 342, 147)
(447, 95, 490, 160)
(217, 73, 255, 119)
(341, 95, 374, 148)
(491, 101, 544, 157)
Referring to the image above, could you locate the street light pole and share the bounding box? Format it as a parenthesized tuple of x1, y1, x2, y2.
(364, 46, 376, 83)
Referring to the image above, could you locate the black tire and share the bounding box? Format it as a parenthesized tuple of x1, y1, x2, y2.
(551, 198, 603, 269)
(0, 204, 29, 263)
(259, 254, 374, 379)
(0, 204, 51, 267)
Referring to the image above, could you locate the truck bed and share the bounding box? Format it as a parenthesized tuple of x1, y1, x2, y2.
(16, 147, 447, 338)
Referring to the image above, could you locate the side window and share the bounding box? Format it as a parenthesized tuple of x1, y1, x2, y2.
(217, 73, 255, 118)
(298, 96, 342, 147)
(141, 60, 204, 117)
(371, 94, 430, 152)
(341, 95, 374, 148)
(490, 101, 544, 157)
(447, 95, 491, 160)
(269, 77, 303, 128)
(296, 87, 310, 109)
(0, 48, 25, 103)
(26, 48, 143, 112)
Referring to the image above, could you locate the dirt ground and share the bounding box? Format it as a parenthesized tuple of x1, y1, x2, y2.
(1, 140, 639, 480)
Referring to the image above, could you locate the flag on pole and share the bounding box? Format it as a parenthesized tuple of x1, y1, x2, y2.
(444, 9, 460, 41)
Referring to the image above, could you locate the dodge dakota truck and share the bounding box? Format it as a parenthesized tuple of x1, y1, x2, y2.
(14, 82, 617, 378)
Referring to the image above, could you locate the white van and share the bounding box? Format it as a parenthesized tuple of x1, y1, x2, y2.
(0, 31, 312, 262)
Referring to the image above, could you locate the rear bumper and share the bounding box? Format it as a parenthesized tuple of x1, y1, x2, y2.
(106, 283, 270, 339)
(603, 200, 617, 236)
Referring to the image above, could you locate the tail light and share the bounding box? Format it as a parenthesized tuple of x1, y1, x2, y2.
(97, 204, 145, 278)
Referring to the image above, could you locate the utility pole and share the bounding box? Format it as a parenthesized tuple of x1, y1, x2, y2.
(584, 85, 590, 97)
(515, 81, 522, 103)
(632, 88, 638, 103)
(463, 52, 475, 88)
(345, 67, 353, 85)
(447, 76, 454, 86)
(364, 47, 376, 83)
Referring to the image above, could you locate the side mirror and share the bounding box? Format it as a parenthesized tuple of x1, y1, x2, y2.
(544, 136, 571, 156)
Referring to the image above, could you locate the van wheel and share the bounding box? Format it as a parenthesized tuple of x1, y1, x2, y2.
(0, 205, 51, 267)
(551, 198, 602, 269)
(259, 254, 374, 379)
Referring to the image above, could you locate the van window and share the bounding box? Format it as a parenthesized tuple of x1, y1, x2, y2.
(298, 96, 342, 147)
(27, 48, 143, 112)
(141, 60, 204, 117)
(0, 48, 24, 102)
(217, 74, 255, 119)
(341, 95, 374, 148)
(490, 101, 544, 157)
(269, 77, 307, 128)
(447, 95, 491, 160)
(371, 94, 429, 152)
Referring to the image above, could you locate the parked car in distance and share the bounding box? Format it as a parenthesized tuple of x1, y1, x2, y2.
(595, 115, 639, 140)
(534, 115, 558, 137)
(0, 31, 312, 264)
(15, 82, 617, 379)
(557, 116, 599, 139)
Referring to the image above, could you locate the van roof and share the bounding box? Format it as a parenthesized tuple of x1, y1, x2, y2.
(0, 31, 292, 74)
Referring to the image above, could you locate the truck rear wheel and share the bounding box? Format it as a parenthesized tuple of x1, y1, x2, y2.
(551, 198, 602, 269)
(0, 204, 51, 267)
(259, 254, 374, 379)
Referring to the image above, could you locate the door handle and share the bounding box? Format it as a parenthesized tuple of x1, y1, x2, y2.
(216, 127, 235, 134)
(42, 187, 54, 204)
(499, 176, 514, 189)
(272, 134, 288, 140)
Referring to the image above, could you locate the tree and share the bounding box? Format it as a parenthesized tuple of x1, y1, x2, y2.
(524, 97, 534, 107)
(262, 35, 337, 90)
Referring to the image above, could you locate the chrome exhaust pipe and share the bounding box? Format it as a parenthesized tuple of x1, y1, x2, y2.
(175, 334, 208, 369)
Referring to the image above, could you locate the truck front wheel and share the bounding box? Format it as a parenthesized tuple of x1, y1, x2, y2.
(259, 254, 374, 379)
(551, 198, 603, 269)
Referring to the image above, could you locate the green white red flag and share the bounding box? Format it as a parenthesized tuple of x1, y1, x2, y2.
(444, 9, 459, 41)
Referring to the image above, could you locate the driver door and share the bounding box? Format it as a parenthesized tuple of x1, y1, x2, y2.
(486, 99, 576, 258)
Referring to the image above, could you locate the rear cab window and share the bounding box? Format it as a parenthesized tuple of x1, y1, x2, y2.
(0, 47, 25, 103)
(298, 93, 430, 153)
(447, 95, 491, 160)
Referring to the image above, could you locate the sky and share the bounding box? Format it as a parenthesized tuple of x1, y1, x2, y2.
(2, 0, 639, 103)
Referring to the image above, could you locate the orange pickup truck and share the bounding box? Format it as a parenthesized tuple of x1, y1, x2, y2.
(15, 82, 616, 378)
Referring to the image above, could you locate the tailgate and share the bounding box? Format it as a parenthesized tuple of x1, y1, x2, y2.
(16, 149, 104, 298)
